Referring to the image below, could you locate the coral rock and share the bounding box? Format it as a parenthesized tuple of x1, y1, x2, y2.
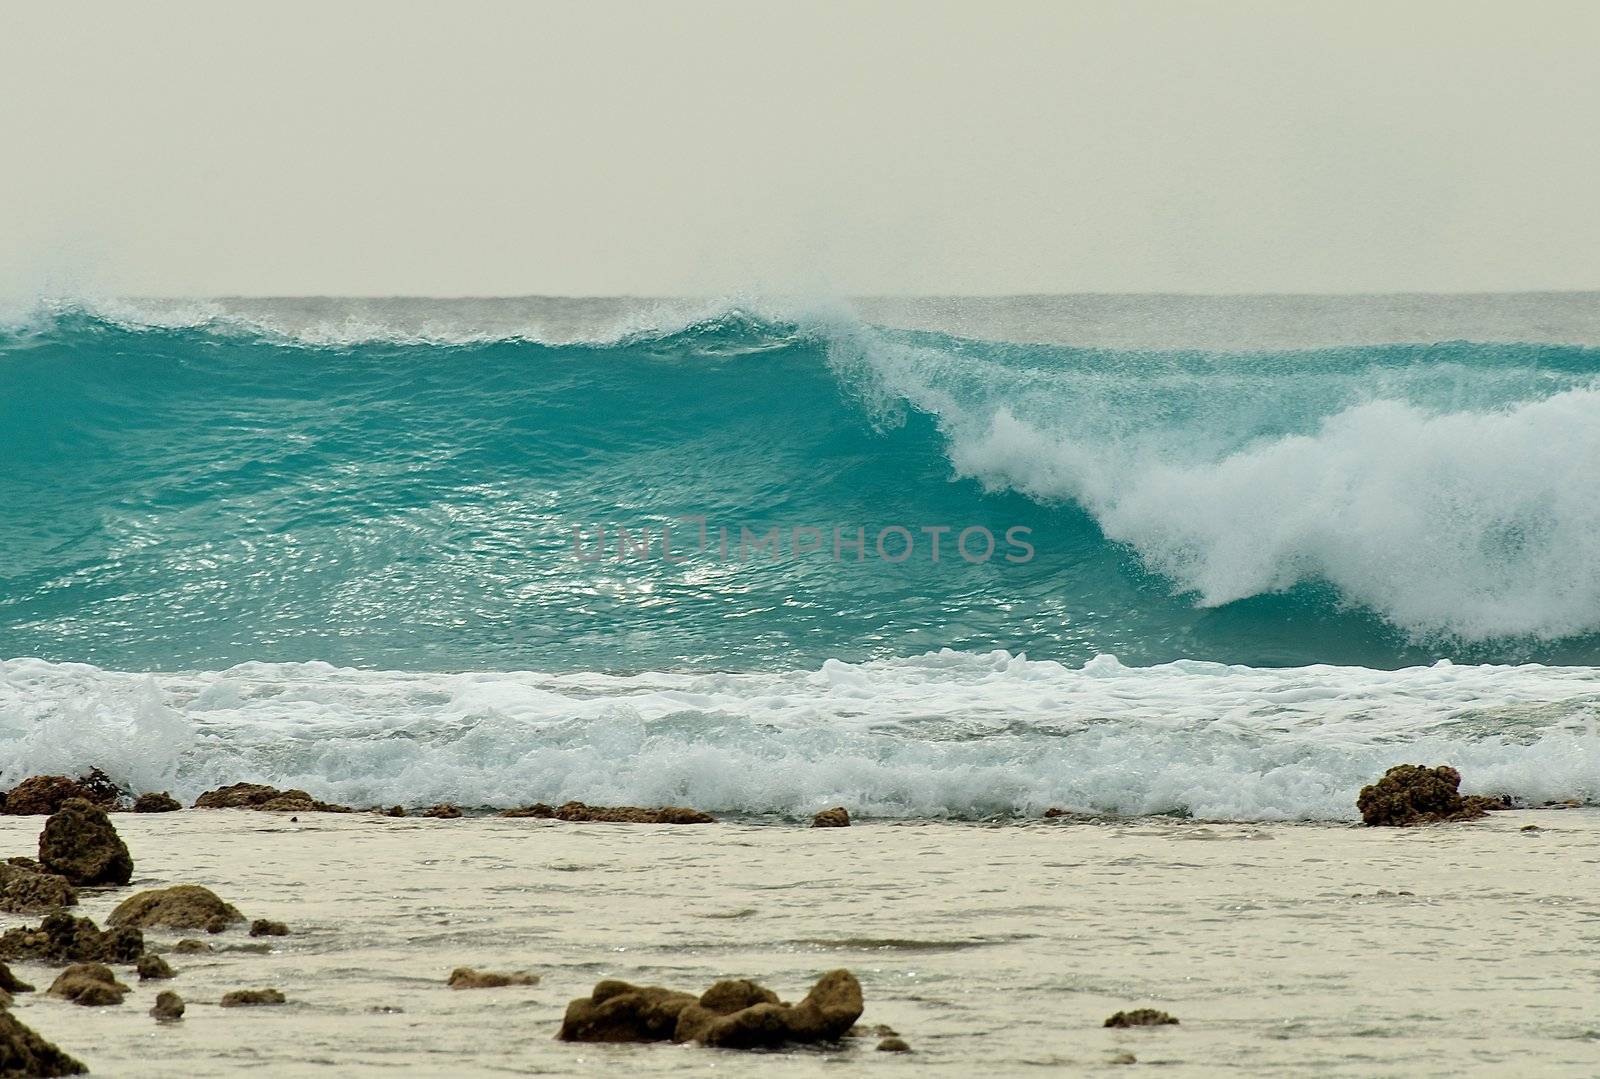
(673, 979, 783, 1043)
(498, 804, 555, 818)
(0, 1010, 87, 1075)
(37, 800, 133, 886)
(0, 861, 78, 913)
(0, 961, 34, 995)
(0, 912, 144, 964)
(811, 807, 851, 828)
(878, 1036, 912, 1052)
(136, 954, 176, 980)
(132, 792, 182, 813)
(553, 801, 714, 824)
(691, 969, 863, 1049)
(108, 885, 244, 931)
(3, 771, 122, 815)
(422, 804, 462, 819)
(249, 919, 289, 938)
(220, 988, 286, 1007)
(193, 783, 280, 809)
(48, 962, 129, 1006)
(151, 990, 185, 1021)
(557, 981, 699, 1042)
(560, 970, 863, 1049)
(1356, 765, 1507, 826)
(1104, 1008, 1179, 1027)
(447, 967, 539, 989)
(193, 783, 350, 813)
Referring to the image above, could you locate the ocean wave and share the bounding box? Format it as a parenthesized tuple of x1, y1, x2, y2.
(0, 652, 1595, 820)
(2, 300, 1598, 664)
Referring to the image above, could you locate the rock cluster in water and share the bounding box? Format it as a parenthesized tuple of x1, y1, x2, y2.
(1356, 764, 1507, 826)
(558, 969, 863, 1049)
(0, 912, 144, 964)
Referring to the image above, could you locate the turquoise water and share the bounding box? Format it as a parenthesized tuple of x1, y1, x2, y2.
(3, 305, 1600, 673)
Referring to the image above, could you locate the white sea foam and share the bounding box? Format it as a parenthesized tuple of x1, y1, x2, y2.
(0, 294, 832, 349)
(1, 652, 1595, 820)
(825, 320, 1600, 643)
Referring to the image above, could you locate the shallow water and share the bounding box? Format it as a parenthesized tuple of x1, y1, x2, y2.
(6, 810, 1598, 1077)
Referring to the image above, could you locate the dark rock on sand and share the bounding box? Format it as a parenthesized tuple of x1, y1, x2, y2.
(108, 885, 244, 931)
(259, 791, 352, 813)
(136, 954, 175, 980)
(447, 967, 539, 989)
(38, 799, 133, 886)
(811, 807, 850, 828)
(171, 939, 213, 954)
(0, 912, 144, 964)
(0, 962, 34, 995)
(150, 990, 185, 1021)
(193, 783, 351, 813)
(554, 801, 714, 824)
(2, 770, 122, 815)
(558, 981, 699, 1042)
(498, 804, 555, 818)
(379, 806, 406, 817)
(878, 1036, 912, 1052)
(1104, 1008, 1179, 1027)
(48, 963, 129, 1006)
(422, 804, 462, 819)
(193, 783, 278, 808)
(1356, 765, 1508, 826)
(0, 861, 78, 913)
(132, 792, 182, 813)
(687, 969, 863, 1049)
(219, 988, 286, 1007)
(249, 919, 289, 938)
(1043, 807, 1067, 818)
(0, 1010, 87, 1075)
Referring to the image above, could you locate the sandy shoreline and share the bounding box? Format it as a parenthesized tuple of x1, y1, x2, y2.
(2, 809, 1597, 1076)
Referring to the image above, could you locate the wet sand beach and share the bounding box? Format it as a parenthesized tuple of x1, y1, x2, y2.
(3, 809, 1596, 1077)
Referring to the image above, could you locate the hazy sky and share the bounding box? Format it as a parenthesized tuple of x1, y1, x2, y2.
(3, 1, 1598, 297)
